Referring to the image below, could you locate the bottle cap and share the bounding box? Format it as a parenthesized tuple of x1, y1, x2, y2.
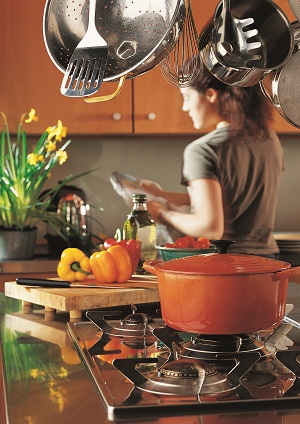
(132, 194, 147, 202)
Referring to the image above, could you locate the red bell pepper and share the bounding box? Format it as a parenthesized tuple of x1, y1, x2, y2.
(103, 238, 141, 274)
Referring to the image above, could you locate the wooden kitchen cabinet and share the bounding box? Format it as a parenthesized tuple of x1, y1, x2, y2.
(1, 0, 300, 136)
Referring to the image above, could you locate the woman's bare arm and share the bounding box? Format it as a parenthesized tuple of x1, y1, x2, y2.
(147, 178, 224, 239)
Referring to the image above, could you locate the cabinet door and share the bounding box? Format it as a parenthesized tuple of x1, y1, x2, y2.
(0, 0, 133, 135)
(134, 0, 300, 134)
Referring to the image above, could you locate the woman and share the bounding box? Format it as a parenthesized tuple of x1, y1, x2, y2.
(141, 65, 284, 256)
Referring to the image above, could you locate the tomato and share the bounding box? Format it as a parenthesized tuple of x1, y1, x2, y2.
(174, 237, 190, 248)
(183, 235, 195, 247)
(196, 237, 210, 249)
(192, 240, 205, 249)
(164, 242, 175, 248)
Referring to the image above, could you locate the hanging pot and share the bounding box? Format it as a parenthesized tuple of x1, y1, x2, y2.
(144, 253, 300, 335)
(43, 0, 186, 93)
(259, 21, 300, 129)
(199, 0, 294, 87)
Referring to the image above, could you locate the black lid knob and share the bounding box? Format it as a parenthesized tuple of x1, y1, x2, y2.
(210, 240, 236, 254)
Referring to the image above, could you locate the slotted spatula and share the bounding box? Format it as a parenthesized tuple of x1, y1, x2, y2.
(60, 0, 108, 97)
(214, 0, 262, 68)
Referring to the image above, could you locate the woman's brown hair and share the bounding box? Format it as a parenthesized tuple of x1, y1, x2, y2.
(190, 64, 274, 141)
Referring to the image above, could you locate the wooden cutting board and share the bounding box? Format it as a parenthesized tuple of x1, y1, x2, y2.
(4, 275, 159, 321)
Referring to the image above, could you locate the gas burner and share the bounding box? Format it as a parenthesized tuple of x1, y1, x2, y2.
(113, 353, 260, 397)
(86, 305, 162, 347)
(122, 312, 154, 326)
(153, 326, 281, 362)
(184, 333, 273, 359)
(154, 358, 237, 397)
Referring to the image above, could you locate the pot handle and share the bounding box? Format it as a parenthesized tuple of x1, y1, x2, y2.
(83, 75, 126, 103)
(272, 266, 300, 282)
(259, 78, 273, 103)
(142, 260, 164, 275)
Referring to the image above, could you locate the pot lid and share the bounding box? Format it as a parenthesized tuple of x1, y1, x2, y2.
(155, 254, 291, 275)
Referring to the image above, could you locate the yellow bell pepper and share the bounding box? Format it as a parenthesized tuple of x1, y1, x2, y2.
(57, 248, 91, 282)
(90, 245, 132, 284)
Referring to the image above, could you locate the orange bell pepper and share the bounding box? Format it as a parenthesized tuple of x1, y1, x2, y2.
(103, 238, 141, 274)
(90, 245, 132, 283)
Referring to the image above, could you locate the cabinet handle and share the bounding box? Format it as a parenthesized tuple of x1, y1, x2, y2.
(147, 112, 157, 121)
(112, 112, 122, 121)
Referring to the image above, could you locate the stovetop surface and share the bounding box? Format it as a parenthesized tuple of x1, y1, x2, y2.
(67, 303, 300, 421)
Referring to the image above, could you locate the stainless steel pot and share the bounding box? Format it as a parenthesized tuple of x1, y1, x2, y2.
(199, 0, 294, 87)
(43, 0, 186, 82)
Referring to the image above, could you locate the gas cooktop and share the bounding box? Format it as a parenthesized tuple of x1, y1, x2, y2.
(67, 302, 300, 421)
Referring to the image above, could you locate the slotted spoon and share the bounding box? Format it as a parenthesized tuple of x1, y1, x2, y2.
(60, 0, 108, 97)
(214, 0, 262, 68)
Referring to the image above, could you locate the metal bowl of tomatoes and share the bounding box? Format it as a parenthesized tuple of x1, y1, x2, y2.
(156, 236, 217, 261)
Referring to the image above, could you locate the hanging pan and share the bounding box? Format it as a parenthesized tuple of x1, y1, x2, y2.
(43, 0, 186, 100)
(199, 0, 293, 87)
(260, 21, 300, 129)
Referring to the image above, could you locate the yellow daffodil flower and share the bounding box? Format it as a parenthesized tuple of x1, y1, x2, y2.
(30, 368, 46, 379)
(46, 139, 57, 153)
(56, 149, 68, 165)
(58, 367, 68, 378)
(30, 369, 40, 379)
(47, 120, 67, 143)
(27, 153, 45, 166)
(0, 112, 8, 126)
(24, 108, 38, 124)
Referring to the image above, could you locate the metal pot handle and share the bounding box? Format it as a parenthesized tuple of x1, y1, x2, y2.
(84, 75, 126, 103)
(259, 78, 272, 103)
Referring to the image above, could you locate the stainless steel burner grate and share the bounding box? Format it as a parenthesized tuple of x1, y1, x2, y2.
(67, 303, 300, 421)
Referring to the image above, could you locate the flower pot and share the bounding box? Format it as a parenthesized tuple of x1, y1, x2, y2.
(0, 228, 37, 260)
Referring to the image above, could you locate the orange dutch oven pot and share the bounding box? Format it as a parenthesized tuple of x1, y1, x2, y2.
(144, 252, 300, 335)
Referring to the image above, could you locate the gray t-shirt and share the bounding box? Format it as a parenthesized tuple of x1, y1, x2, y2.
(182, 126, 284, 255)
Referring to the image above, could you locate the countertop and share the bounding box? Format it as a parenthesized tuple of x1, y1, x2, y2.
(2, 283, 300, 424)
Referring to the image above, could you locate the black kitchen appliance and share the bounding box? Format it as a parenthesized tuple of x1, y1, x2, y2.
(43, 184, 92, 257)
(67, 302, 300, 422)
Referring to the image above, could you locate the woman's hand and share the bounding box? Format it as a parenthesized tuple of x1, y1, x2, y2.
(147, 199, 168, 223)
(138, 179, 164, 197)
(139, 179, 190, 208)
